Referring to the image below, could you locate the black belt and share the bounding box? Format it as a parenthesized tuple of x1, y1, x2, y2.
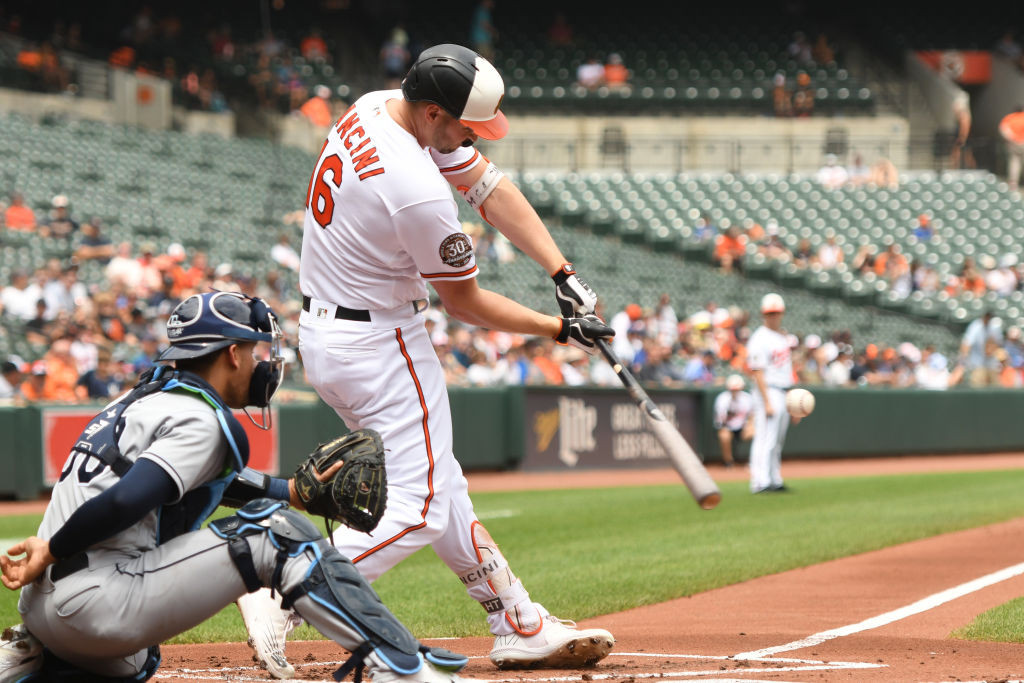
(302, 295, 371, 322)
(50, 552, 89, 582)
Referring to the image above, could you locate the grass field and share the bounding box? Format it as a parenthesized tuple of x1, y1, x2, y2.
(3, 468, 1024, 644)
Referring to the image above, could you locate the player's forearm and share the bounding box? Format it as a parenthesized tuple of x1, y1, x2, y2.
(481, 178, 567, 274)
(441, 285, 561, 338)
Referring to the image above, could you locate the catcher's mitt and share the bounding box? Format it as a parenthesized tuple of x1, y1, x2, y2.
(293, 428, 387, 534)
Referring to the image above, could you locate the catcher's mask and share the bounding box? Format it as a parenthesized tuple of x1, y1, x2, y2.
(158, 291, 285, 429)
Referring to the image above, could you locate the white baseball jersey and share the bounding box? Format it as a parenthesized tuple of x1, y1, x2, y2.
(713, 390, 753, 431)
(299, 89, 483, 311)
(287, 88, 553, 639)
(39, 391, 228, 552)
(746, 325, 794, 388)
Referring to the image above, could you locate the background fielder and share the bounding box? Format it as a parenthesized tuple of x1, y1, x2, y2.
(712, 374, 754, 468)
(237, 43, 616, 677)
(745, 293, 797, 494)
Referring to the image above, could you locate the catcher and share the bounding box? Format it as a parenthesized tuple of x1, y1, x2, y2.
(0, 292, 477, 683)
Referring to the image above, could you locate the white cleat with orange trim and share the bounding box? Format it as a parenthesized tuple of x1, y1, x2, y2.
(488, 616, 614, 669)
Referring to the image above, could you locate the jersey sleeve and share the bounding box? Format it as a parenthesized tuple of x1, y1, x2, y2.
(430, 146, 482, 176)
(393, 197, 479, 282)
(138, 409, 229, 502)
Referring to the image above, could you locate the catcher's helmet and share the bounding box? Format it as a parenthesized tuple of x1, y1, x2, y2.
(157, 291, 280, 362)
(401, 43, 508, 140)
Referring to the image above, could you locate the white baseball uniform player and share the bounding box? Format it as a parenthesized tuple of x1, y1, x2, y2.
(236, 43, 615, 675)
(0, 293, 480, 683)
(745, 293, 794, 493)
(712, 374, 754, 467)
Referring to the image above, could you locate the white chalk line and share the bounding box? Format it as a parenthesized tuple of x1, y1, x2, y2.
(156, 560, 1024, 681)
(735, 559, 1024, 659)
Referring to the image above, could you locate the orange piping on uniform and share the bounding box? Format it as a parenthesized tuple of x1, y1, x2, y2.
(396, 327, 436, 517)
(438, 149, 480, 174)
(351, 521, 428, 564)
(417, 266, 477, 278)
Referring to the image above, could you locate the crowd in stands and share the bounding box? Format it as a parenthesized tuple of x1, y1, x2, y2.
(1, 207, 1016, 408)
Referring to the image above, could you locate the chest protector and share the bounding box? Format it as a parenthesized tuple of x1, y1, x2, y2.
(69, 365, 249, 544)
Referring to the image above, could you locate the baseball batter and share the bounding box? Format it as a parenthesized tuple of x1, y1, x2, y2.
(745, 293, 794, 493)
(237, 43, 616, 676)
(0, 292, 480, 683)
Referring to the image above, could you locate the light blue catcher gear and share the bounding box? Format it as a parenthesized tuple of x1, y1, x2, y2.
(210, 499, 468, 682)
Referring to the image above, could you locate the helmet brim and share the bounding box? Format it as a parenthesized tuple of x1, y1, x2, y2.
(156, 339, 234, 362)
(462, 111, 508, 140)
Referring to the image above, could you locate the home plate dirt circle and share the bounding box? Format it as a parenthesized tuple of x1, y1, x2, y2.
(45, 454, 1024, 682)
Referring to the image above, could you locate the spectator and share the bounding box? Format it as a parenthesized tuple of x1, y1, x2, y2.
(72, 220, 115, 264)
(713, 225, 747, 273)
(19, 360, 50, 402)
(995, 348, 1022, 387)
(0, 358, 25, 402)
(998, 105, 1024, 192)
(713, 374, 754, 467)
(39, 337, 79, 402)
(986, 253, 1019, 296)
(693, 212, 717, 242)
(812, 33, 835, 65)
(960, 310, 1003, 386)
(816, 154, 849, 190)
(610, 303, 642, 363)
(823, 343, 854, 386)
(757, 221, 791, 262)
(469, 0, 497, 60)
(817, 231, 844, 269)
(681, 349, 716, 385)
(912, 213, 933, 241)
(1, 270, 41, 321)
(636, 339, 682, 387)
(576, 55, 604, 89)
(23, 298, 51, 345)
(604, 53, 629, 90)
(270, 233, 301, 272)
(39, 194, 78, 239)
(792, 71, 814, 117)
(106, 242, 143, 289)
(211, 262, 237, 291)
(299, 84, 333, 127)
(950, 92, 976, 170)
(654, 292, 679, 347)
(136, 241, 164, 295)
(867, 157, 899, 189)
(75, 347, 125, 400)
(379, 27, 411, 89)
(994, 30, 1024, 70)
(851, 243, 876, 274)
(300, 27, 330, 62)
(846, 153, 871, 186)
(787, 31, 813, 64)
(772, 72, 792, 117)
(874, 242, 909, 284)
(4, 192, 36, 231)
(547, 11, 573, 46)
(792, 237, 815, 268)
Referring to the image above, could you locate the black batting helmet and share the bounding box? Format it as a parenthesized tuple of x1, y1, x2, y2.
(401, 43, 509, 140)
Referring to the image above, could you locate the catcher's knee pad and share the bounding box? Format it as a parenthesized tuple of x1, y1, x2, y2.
(209, 498, 324, 593)
(458, 522, 534, 631)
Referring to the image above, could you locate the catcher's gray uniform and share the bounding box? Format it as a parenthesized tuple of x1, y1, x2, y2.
(7, 291, 474, 682)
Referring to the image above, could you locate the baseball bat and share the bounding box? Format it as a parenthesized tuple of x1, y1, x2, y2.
(595, 338, 722, 510)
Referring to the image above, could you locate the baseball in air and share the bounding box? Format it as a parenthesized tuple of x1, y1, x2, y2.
(785, 388, 815, 418)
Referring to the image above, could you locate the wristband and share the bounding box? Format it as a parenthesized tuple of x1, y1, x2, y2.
(551, 263, 576, 283)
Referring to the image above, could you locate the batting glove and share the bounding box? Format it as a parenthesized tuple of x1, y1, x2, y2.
(554, 314, 614, 355)
(552, 263, 598, 317)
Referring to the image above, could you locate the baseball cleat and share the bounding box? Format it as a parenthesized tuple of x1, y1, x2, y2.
(0, 624, 43, 683)
(489, 616, 614, 669)
(367, 659, 486, 683)
(239, 600, 297, 680)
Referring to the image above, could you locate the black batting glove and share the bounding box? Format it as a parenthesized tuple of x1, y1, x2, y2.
(554, 314, 614, 355)
(552, 263, 598, 317)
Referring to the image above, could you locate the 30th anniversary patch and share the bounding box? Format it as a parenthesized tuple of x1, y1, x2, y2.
(439, 233, 474, 268)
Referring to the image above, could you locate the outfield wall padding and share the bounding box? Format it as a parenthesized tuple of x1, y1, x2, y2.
(2, 387, 1023, 498)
